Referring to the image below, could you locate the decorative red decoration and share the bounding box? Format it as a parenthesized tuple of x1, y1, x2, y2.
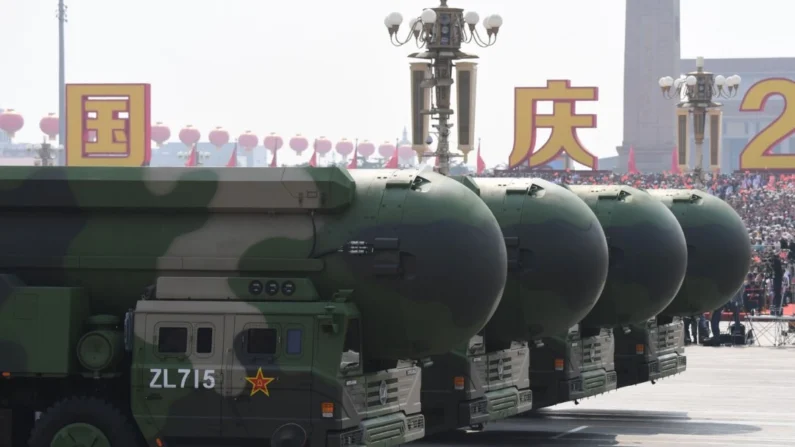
(39, 113, 59, 140)
(336, 138, 354, 156)
(315, 137, 332, 155)
(357, 140, 375, 158)
(0, 109, 24, 138)
(289, 134, 309, 154)
(208, 126, 230, 150)
(179, 125, 201, 146)
(238, 131, 259, 152)
(151, 121, 170, 147)
(263, 133, 283, 151)
(378, 142, 396, 158)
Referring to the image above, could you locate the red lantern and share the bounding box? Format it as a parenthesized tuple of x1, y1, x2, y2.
(378, 142, 396, 158)
(315, 137, 332, 156)
(0, 109, 24, 138)
(336, 138, 354, 157)
(398, 144, 414, 160)
(289, 134, 309, 154)
(238, 131, 259, 152)
(151, 121, 170, 147)
(263, 133, 283, 151)
(209, 126, 230, 150)
(39, 113, 59, 140)
(179, 125, 201, 146)
(357, 140, 375, 158)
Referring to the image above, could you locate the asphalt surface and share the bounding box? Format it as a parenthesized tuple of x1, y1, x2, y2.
(415, 345, 795, 446)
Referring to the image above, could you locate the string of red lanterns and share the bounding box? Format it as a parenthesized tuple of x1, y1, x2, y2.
(0, 112, 422, 161)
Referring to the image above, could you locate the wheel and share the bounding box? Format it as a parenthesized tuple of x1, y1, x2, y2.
(28, 396, 141, 447)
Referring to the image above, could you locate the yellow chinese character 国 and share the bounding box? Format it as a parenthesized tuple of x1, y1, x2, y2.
(65, 84, 151, 166)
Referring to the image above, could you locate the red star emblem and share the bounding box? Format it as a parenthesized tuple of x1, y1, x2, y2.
(245, 367, 275, 397)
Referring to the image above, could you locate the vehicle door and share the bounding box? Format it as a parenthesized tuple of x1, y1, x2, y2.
(134, 313, 225, 439)
(222, 313, 313, 438)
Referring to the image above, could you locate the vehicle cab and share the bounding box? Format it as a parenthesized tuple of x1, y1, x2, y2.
(130, 276, 424, 447)
(615, 316, 687, 388)
(422, 331, 532, 435)
(531, 324, 617, 409)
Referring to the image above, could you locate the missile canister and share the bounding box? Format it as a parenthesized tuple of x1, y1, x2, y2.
(568, 185, 688, 328)
(0, 166, 507, 360)
(471, 177, 609, 342)
(648, 189, 751, 316)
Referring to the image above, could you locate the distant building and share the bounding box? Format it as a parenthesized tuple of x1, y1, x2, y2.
(150, 142, 257, 167)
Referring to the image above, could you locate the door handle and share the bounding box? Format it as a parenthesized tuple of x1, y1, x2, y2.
(146, 393, 162, 401)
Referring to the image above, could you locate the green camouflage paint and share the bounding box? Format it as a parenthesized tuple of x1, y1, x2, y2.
(649, 189, 752, 316)
(568, 185, 688, 328)
(470, 178, 609, 342)
(0, 166, 508, 446)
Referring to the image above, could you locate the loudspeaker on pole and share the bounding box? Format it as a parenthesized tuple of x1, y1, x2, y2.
(708, 108, 722, 172)
(675, 108, 690, 172)
(409, 62, 432, 158)
(455, 62, 478, 162)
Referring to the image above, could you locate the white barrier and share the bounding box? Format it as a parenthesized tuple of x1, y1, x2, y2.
(744, 315, 795, 347)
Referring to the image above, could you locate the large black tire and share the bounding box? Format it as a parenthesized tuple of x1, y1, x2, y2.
(28, 396, 141, 447)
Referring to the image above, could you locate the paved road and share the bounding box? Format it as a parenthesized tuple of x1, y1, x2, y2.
(415, 345, 795, 446)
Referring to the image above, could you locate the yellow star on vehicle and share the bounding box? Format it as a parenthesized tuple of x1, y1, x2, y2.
(245, 367, 275, 397)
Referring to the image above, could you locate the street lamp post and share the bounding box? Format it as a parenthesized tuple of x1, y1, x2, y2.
(28, 139, 63, 166)
(57, 0, 68, 166)
(658, 57, 740, 188)
(384, 1, 502, 176)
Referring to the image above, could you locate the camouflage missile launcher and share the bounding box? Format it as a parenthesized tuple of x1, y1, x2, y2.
(422, 177, 608, 433)
(475, 178, 609, 343)
(476, 178, 610, 413)
(610, 190, 750, 390)
(568, 185, 688, 329)
(530, 185, 688, 409)
(0, 166, 508, 447)
(650, 189, 752, 316)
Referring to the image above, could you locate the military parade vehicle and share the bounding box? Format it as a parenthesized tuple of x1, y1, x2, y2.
(529, 185, 688, 409)
(421, 177, 608, 433)
(0, 166, 509, 447)
(606, 189, 752, 388)
(651, 189, 752, 317)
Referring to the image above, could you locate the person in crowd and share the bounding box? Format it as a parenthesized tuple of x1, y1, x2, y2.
(709, 305, 724, 346)
(684, 315, 698, 345)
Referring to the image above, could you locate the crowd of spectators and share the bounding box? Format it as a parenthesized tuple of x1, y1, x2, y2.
(475, 169, 795, 312)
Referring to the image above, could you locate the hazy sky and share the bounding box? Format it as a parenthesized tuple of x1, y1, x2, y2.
(2, 0, 794, 166)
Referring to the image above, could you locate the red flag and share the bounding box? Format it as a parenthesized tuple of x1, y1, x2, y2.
(670, 146, 681, 174)
(347, 147, 358, 169)
(225, 142, 238, 167)
(308, 150, 317, 167)
(269, 148, 277, 167)
(476, 139, 486, 174)
(384, 145, 399, 169)
(184, 143, 198, 167)
(627, 146, 638, 173)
